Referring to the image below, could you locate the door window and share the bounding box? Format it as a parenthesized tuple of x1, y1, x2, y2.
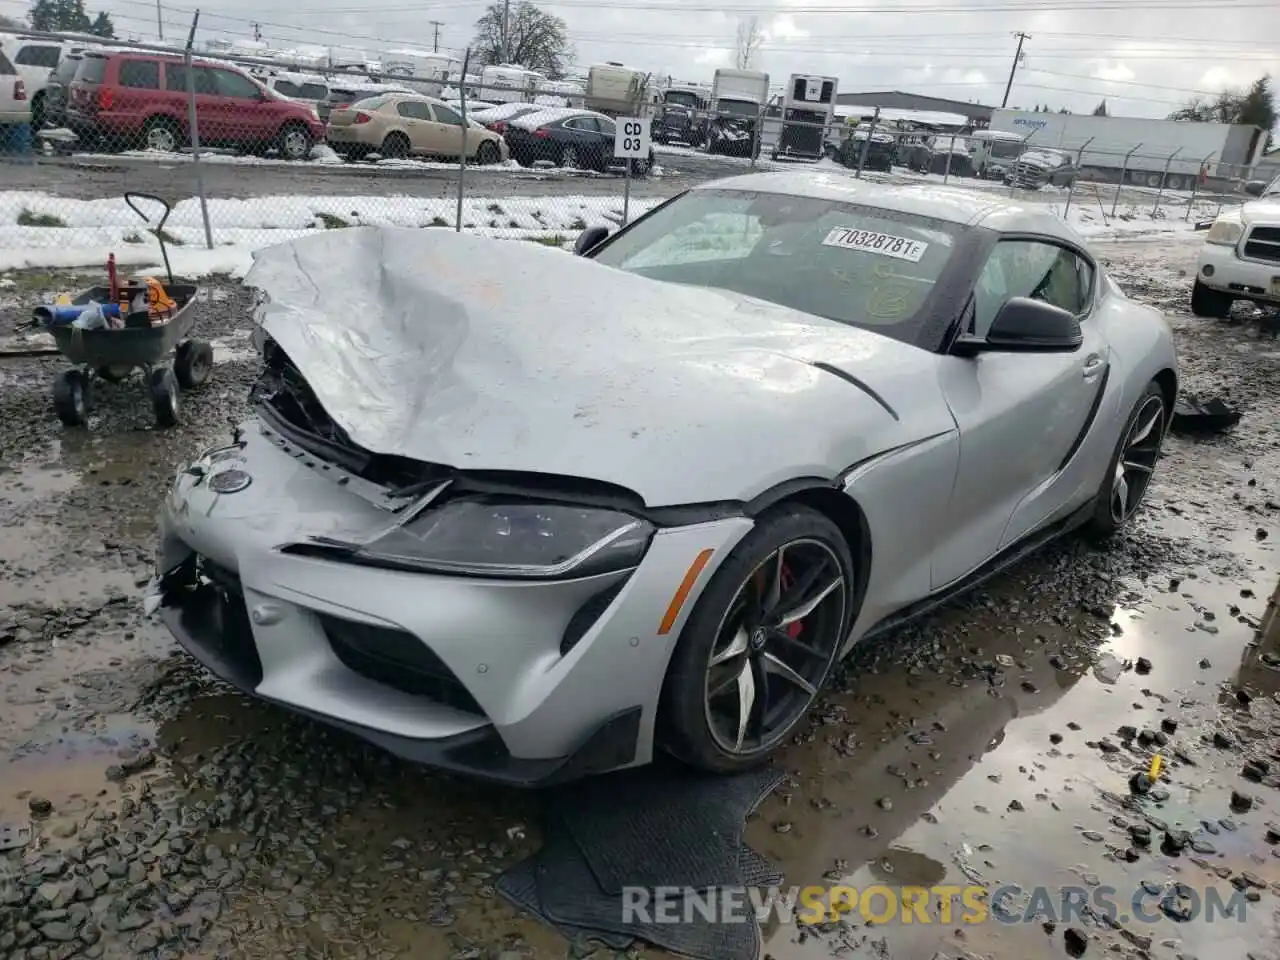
(165, 65, 216, 94)
(212, 69, 261, 99)
(273, 79, 300, 98)
(431, 103, 463, 125)
(565, 116, 600, 132)
(118, 60, 160, 90)
(972, 240, 1094, 338)
(396, 100, 432, 120)
(16, 45, 62, 68)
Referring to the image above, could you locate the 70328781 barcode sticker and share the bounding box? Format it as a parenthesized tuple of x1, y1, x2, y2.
(821, 227, 929, 263)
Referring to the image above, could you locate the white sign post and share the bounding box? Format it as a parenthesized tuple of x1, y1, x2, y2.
(614, 117, 651, 226)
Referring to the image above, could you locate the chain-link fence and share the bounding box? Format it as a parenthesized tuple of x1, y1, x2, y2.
(0, 25, 1271, 273)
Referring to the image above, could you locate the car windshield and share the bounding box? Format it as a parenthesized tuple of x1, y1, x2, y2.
(590, 188, 963, 342)
(666, 90, 701, 108)
(717, 99, 757, 118)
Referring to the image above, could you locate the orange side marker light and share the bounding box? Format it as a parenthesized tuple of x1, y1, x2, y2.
(657, 548, 715, 636)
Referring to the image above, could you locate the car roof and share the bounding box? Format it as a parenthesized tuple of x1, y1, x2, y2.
(694, 170, 1087, 244)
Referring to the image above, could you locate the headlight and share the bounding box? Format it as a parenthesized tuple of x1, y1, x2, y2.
(1205, 219, 1243, 246)
(354, 499, 654, 579)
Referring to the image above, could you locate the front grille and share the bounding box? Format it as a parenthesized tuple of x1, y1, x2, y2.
(320, 615, 484, 716)
(1243, 226, 1280, 264)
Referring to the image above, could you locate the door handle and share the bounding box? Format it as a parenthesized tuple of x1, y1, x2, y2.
(1082, 354, 1105, 377)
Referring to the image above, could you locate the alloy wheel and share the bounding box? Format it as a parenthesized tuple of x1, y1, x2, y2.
(1110, 395, 1165, 524)
(703, 538, 848, 755)
(146, 125, 177, 152)
(282, 129, 309, 159)
(562, 146, 578, 168)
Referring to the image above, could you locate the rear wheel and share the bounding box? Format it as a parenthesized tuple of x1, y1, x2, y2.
(380, 132, 410, 160)
(560, 144, 579, 169)
(476, 140, 501, 165)
(659, 504, 855, 774)
(1087, 380, 1166, 540)
(1191, 278, 1233, 319)
(143, 117, 181, 153)
(174, 339, 213, 390)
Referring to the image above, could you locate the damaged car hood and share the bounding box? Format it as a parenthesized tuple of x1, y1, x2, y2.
(245, 227, 950, 507)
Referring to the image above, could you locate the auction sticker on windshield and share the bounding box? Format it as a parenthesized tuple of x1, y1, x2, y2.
(822, 227, 928, 263)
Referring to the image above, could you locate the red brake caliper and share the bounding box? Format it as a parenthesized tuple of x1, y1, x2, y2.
(781, 564, 804, 638)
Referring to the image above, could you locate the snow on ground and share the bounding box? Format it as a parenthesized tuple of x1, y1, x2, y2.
(0, 192, 646, 276)
(0, 181, 1211, 278)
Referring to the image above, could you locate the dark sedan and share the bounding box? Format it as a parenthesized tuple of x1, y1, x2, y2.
(503, 107, 654, 175)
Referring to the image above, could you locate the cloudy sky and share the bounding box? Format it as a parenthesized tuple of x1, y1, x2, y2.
(8, 0, 1278, 120)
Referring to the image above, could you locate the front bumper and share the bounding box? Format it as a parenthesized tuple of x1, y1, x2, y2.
(1197, 239, 1280, 304)
(151, 421, 751, 785)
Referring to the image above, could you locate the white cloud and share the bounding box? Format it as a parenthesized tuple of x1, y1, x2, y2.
(91, 0, 1280, 122)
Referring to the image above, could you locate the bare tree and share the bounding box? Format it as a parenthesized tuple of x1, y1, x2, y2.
(734, 16, 765, 70)
(472, 1, 574, 78)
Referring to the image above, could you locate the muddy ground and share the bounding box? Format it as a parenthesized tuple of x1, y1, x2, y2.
(0, 233, 1278, 960)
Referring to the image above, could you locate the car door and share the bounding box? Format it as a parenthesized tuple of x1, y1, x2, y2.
(395, 100, 434, 154)
(562, 115, 603, 165)
(931, 237, 1105, 589)
(428, 101, 473, 158)
(210, 67, 271, 144)
(163, 62, 220, 139)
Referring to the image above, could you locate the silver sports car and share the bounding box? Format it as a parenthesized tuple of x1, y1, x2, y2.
(148, 171, 1177, 785)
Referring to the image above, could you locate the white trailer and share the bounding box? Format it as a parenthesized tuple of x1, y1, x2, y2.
(988, 109, 1268, 190)
(767, 74, 837, 161)
(585, 62, 651, 116)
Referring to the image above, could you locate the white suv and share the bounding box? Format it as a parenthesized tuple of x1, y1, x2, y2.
(0, 48, 29, 125)
(0, 34, 69, 129)
(1193, 176, 1280, 318)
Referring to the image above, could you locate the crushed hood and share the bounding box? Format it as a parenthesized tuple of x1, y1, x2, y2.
(245, 227, 946, 507)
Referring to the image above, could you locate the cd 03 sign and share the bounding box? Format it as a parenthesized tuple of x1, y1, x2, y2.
(614, 118, 651, 159)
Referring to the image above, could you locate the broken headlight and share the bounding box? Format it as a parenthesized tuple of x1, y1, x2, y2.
(354, 499, 654, 579)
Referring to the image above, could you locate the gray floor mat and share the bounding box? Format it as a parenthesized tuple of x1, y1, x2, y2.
(548, 762, 785, 893)
(496, 853, 634, 951)
(496, 841, 782, 955)
(533, 820, 764, 960)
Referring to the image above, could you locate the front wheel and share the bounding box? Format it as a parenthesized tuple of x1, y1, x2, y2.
(53, 370, 90, 426)
(1190, 278, 1233, 319)
(149, 367, 180, 428)
(277, 123, 313, 161)
(476, 139, 501, 165)
(658, 504, 856, 774)
(559, 144, 579, 169)
(1087, 380, 1167, 540)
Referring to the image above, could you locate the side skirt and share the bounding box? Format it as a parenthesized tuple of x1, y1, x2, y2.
(859, 499, 1095, 644)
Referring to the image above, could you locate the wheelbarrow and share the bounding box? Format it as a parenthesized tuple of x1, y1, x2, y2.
(41, 192, 214, 428)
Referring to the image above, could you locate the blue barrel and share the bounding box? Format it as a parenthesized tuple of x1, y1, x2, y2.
(0, 122, 33, 157)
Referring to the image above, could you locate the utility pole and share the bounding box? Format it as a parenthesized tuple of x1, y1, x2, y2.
(429, 20, 443, 52)
(252, 22, 262, 41)
(500, 0, 510, 62)
(1002, 31, 1029, 108)
(155, 0, 164, 40)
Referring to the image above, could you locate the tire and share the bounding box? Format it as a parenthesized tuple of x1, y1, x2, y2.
(142, 117, 181, 153)
(149, 367, 180, 429)
(31, 92, 46, 132)
(658, 503, 857, 774)
(476, 139, 501, 165)
(174, 339, 214, 390)
(95, 365, 132, 383)
(1191, 278, 1233, 319)
(1087, 380, 1167, 541)
(277, 123, 313, 161)
(53, 370, 90, 427)
(560, 145, 579, 169)
(380, 132, 410, 160)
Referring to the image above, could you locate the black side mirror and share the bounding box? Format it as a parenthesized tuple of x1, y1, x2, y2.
(953, 297, 1082, 356)
(1243, 180, 1266, 197)
(574, 225, 609, 256)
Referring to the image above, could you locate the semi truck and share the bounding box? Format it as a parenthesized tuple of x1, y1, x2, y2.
(987, 109, 1268, 191)
(707, 68, 769, 157)
(768, 74, 837, 162)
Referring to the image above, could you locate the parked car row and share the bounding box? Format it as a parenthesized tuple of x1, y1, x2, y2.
(471, 103, 656, 175)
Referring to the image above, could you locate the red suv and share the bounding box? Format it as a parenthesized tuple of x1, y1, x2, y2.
(67, 51, 324, 160)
